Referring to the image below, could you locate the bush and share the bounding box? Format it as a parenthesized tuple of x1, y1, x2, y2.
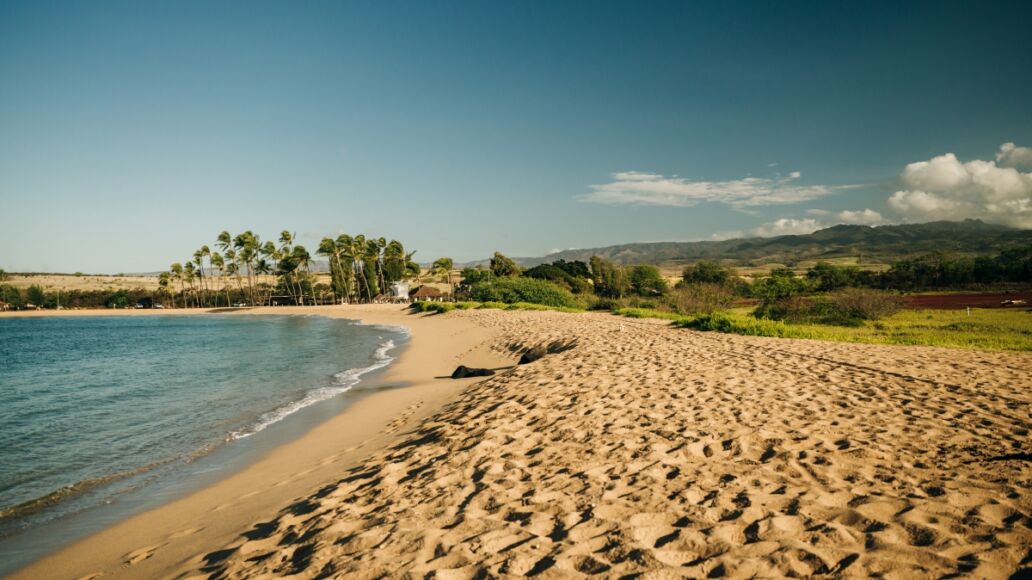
(750, 268, 810, 302)
(410, 301, 455, 314)
(589, 256, 630, 298)
(682, 261, 736, 285)
(587, 297, 621, 311)
(627, 297, 659, 309)
(827, 288, 905, 320)
(629, 265, 668, 297)
(668, 283, 735, 315)
(489, 252, 521, 277)
(523, 263, 592, 294)
(753, 289, 904, 326)
(753, 295, 813, 322)
(453, 301, 479, 310)
(506, 302, 550, 311)
(614, 307, 683, 320)
(468, 277, 581, 309)
(676, 312, 790, 338)
(477, 301, 508, 310)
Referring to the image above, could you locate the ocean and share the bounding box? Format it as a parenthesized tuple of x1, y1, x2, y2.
(0, 313, 405, 574)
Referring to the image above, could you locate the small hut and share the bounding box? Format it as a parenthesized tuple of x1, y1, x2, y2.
(409, 285, 444, 302)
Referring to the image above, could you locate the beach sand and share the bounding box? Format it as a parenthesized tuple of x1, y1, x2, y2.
(8, 306, 1032, 578)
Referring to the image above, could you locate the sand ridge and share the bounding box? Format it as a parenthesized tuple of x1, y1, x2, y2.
(181, 309, 1031, 579)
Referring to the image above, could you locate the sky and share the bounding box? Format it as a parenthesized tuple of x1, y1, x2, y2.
(1, 1, 1031, 273)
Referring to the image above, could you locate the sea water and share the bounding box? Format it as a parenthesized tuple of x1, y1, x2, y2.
(0, 314, 405, 573)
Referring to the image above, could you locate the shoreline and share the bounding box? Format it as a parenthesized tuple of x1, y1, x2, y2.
(7, 305, 510, 580)
(6, 307, 1031, 577)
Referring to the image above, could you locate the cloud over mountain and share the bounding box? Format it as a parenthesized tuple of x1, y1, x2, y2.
(888, 144, 1032, 228)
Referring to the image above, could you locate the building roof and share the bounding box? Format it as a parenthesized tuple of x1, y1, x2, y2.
(409, 285, 443, 298)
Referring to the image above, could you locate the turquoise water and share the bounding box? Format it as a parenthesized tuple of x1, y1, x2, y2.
(0, 314, 404, 572)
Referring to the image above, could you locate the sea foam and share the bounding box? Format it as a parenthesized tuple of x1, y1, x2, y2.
(228, 337, 398, 440)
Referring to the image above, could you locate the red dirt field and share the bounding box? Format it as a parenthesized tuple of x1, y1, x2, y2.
(904, 292, 1032, 309)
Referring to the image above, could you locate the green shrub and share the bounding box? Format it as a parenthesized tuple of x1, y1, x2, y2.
(506, 302, 550, 311)
(624, 297, 656, 309)
(468, 277, 581, 309)
(614, 307, 683, 320)
(629, 265, 668, 297)
(453, 301, 479, 310)
(523, 263, 592, 294)
(754, 289, 904, 327)
(587, 297, 621, 311)
(477, 301, 508, 310)
(677, 312, 789, 337)
(668, 283, 735, 315)
(681, 261, 736, 285)
(828, 288, 905, 320)
(410, 301, 455, 314)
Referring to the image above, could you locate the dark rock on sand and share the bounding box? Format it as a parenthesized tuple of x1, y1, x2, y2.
(518, 347, 547, 365)
(451, 365, 495, 379)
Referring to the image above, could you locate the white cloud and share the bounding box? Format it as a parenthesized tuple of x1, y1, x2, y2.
(837, 208, 884, 225)
(751, 208, 885, 238)
(887, 144, 1032, 227)
(578, 171, 856, 209)
(751, 218, 823, 237)
(997, 142, 1032, 170)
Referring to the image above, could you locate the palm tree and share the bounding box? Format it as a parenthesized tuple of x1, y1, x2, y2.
(183, 262, 196, 308)
(158, 271, 173, 307)
(344, 234, 372, 302)
(233, 231, 260, 305)
(255, 256, 274, 306)
(318, 237, 347, 304)
(210, 252, 225, 307)
(432, 257, 455, 295)
(293, 245, 313, 304)
(224, 248, 243, 305)
(170, 263, 184, 308)
(192, 246, 210, 307)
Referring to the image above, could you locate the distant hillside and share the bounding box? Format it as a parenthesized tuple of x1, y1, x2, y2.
(501, 220, 1032, 268)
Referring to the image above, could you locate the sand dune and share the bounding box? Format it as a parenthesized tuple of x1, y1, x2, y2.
(181, 310, 1031, 578)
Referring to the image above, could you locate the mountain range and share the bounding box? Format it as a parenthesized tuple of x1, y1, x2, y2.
(467, 220, 1032, 268)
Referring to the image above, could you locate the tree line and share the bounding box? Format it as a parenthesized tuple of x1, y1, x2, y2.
(440, 246, 1032, 317)
(0, 232, 427, 310)
(161, 231, 422, 307)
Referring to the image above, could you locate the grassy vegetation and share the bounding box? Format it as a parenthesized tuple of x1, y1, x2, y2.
(415, 298, 1031, 351)
(612, 307, 683, 320)
(673, 307, 1032, 351)
(411, 300, 585, 315)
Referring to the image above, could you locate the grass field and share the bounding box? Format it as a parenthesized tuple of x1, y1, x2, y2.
(667, 307, 1032, 352)
(422, 299, 1032, 352)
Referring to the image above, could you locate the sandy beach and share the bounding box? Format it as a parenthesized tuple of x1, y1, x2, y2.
(6, 305, 508, 579)
(7, 306, 1032, 578)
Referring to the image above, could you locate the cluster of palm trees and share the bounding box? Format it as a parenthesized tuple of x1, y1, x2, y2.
(158, 231, 427, 308)
(316, 235, 419, 304)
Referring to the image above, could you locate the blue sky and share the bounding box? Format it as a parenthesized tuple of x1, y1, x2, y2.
(2, 1, 1031, 273)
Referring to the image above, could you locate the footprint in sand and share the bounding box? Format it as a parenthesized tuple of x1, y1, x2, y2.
(169, 526, 205, 539)
(123, 544, 160, 565)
